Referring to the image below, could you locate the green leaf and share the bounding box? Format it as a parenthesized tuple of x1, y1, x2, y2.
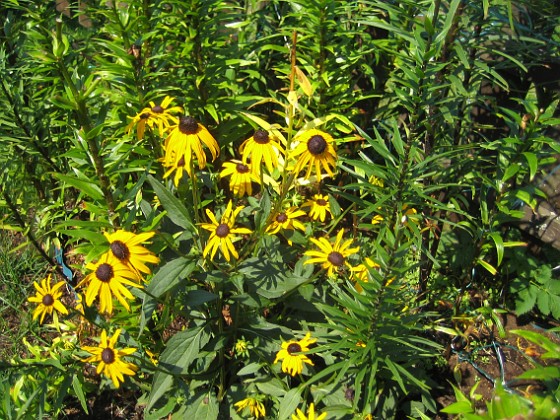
(194, 392, 219, 420)
(147, 175, 194, 232)
(488, 232, 504, 266)
(511, 330, 560, 358)
(514, 283, 537, 316)
(53, 173, 104, 201)
(440, 401, 474, 414)
(72, 375, 88, 414)
(522, 152, 538, 181)
(147, 326, 210, 410)
(434, 0, 462, 45)
(277, 388, 302, 420)
(477, 258, 497, 275)
(148, 257, 197, 298)
(516, 366, 560, 381)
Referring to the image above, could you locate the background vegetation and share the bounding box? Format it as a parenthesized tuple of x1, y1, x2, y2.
(1, 0, 559, 418)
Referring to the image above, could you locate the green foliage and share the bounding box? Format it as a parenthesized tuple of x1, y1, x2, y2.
(0, 0, 559, 418)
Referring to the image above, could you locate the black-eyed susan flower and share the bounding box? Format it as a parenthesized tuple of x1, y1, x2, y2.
(104, 229, 159, 276)
(163, 154, 188, 187)
(234, 397, 266, 418)
(292, 403, 327, 420)
(302, 194, 334, 222)
(240, 129, 283, 175)
(81, 329, 138, 388)
(199, 200, 252, 262)
(266, 207, 306, 235)
(291, 129, 337, 180)
(220, 160, 260, 197)
(126, 96, 182, 140)
(27, 274, 69, 324)
(274, 332, 316, 377)
(304, 229, 360, 277)
(351, 257, 380, 292)
(77, 253, 142, 314)
(162, 116, 220, 180)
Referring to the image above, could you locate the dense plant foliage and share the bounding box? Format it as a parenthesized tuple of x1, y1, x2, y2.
(1, 0, 559, 418)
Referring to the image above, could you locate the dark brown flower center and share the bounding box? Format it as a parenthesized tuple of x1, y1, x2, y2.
(42, 293, 54, 306)
(101, 348, 115, 364)
(215, 223, 230, 238)
(96, 263, 114, 283)
(287, 343, 302, 354)
(151, 105, 164, 113)
(110, 240, 130, 261)
(327, 251, 344, 266)
(177, 155, 186, 167)
(236, 163, 249, 174)
(179, 116, 199, 134)
(140, 112, 150, 119)
(253, 129, 269, 144)
(276, 213, 288, 223)
(307, 135, 327, 155)
(316, 199, 327, 206)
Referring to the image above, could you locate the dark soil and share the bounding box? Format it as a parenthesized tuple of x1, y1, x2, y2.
(434, 313, 560, 418)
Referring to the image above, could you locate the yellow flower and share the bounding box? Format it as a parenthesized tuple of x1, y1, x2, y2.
(162, 116, 220, 181)
(163, 153, 189, 187)
(81, 329, 138, 388)
(199, 200, 252, 262)
(234, 397, 266, 418)
(220, 160, 260, 197)
(27, 274, 69, 324)
(291, 129, 337, 180)
(126, 96, 182, 140)
(77, 253, 142, 314)
(369, 175, 384, 187)
(292, 403, 327, 420)
(371, 214, 383, 225)
(240, 129, 284, 175)
(274, 332, 316, 376)
(304, 229, 360, 277)
(351, 257, 380, 292)
(302, 194, 334, 222)
(104, 229, 159, 276)
(266, 207, 306, 235)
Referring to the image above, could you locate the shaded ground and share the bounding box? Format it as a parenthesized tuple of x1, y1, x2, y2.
(434, 313, 560, 418)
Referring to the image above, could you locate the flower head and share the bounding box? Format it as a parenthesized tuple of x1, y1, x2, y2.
(81, 329, 138, 388)
(104, 230, 159, 276)
(291, 129, 337, 180)
(77, 253, 142, 314)
(162, 116, 220, 183)
(304, 229, 360, 277)
(303, 194, 334, 222)
(266, 207, 306, 235)
(274, 332, 317, 376)
(27, 274, 69, 324)
(240, 129, 284, 175)
(292, 403, 327, 420)
(199, 201, 252, 262)
(126, 96, 182, 140)
(220, 160, 260, 197)
(234, 397, 266, 418)
(351, 257, 380, 292)
(234, 338, 251, 358)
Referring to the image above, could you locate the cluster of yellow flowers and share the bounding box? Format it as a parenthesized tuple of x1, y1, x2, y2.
(27, 230, 159, 387)
(26, 95, 380, 410)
